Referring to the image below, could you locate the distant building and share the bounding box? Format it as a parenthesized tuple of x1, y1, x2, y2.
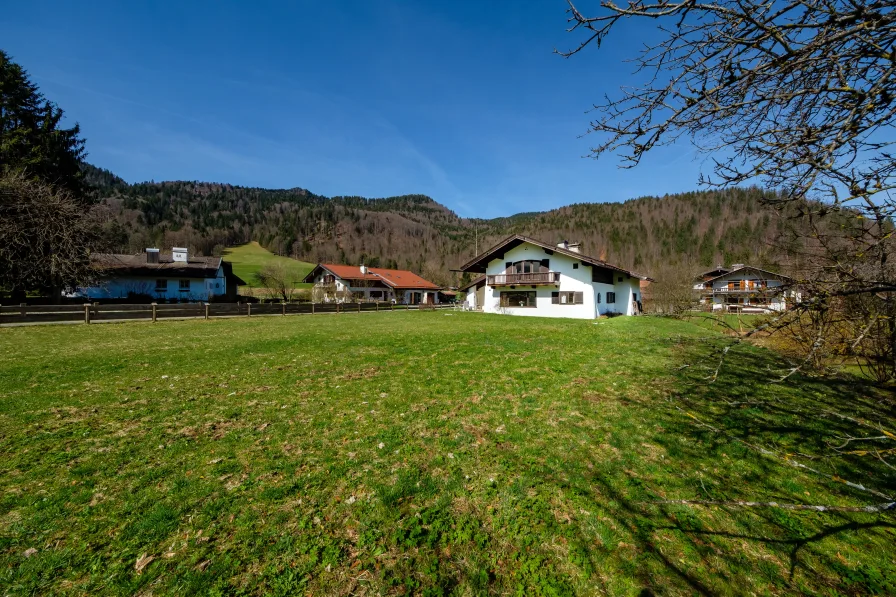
(694, 264, 798, 313)
(457, 235, 651, 319)
(302, 264, 441, 304)
(69, 248, 245, 301)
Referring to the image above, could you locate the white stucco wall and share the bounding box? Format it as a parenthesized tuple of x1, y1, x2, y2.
(312, 273, 436, 304)
(478, 243, 646, 319)
(482, 245, 596, 319)
(76, 272, 225, 301)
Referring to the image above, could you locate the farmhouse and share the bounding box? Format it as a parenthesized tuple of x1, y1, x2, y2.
(70, 248, 245, 301)
(694, 264, 797, 313)
(302, 264, 441, 304)
(458, 235, 651, 319)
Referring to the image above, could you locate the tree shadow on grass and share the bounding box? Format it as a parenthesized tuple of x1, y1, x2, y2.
(489, 334, 896, 595)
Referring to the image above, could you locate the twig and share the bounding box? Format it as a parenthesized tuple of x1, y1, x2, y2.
(650, 498, 896, 514)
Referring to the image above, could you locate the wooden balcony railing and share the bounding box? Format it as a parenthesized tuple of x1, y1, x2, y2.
(487, 272, 560, 286)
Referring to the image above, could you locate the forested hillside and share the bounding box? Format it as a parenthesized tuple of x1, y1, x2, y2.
(85, 164, 801, 285)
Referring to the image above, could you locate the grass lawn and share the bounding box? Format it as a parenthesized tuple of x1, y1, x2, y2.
(222, 242, 315, 289)
(1, 313, 894, 595)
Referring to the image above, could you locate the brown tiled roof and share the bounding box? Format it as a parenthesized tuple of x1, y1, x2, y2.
(92, 253, 223, 279)
(304, 264, 441, 290)
(703, 265, 792, 283)
(458, 235, 653, 281)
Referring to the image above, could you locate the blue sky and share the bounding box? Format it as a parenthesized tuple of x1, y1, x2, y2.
(2, 1, 708, 218)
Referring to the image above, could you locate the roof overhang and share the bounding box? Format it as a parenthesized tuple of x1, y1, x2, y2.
(457, 235, 654, 281)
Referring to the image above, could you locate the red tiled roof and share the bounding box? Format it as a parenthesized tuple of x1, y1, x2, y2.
(308, 264, 441, 290)
(368, 267, 440, 290)
(317, 264, 382, 282)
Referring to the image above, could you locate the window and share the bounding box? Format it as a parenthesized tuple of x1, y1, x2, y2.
(500, 291, 536, 308)
(607, 292, 616, 303)
(551, 291, 583, 305)
(155, 279, 167, 292)
(618, 276, 624, 282)
(596, 292, 601, 304)
(179, 280, 190, 292)
(592, 266, 613, 284)
(573, 263, 579, 269)
(508, 260, 547, 274)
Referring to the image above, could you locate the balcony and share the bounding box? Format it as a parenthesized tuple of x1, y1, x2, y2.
(487, 272, 560, 286)
(708, 284, 777, 293)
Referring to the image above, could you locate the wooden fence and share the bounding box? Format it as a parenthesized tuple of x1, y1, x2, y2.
(0, 302, 456, 326)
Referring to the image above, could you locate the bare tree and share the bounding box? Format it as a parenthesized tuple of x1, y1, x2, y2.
(254, 262, 303, 302)
(0, 172, 105, 302)
(642, 261, 699, 314)
(561, 0, 896, 380)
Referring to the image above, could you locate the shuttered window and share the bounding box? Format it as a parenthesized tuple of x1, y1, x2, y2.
(596, 292, 601, 304)
(607, 292, 616, 303)
(551, 291, 583, 305)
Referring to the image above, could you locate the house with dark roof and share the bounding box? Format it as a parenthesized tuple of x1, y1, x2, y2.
(69, 247, 246, 301)
(694, 264, 798, 313)
(302, 264, 441, 304)
(457, 235, 652, 319)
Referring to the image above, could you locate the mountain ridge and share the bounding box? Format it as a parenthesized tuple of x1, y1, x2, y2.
(84, 164, 799, 286)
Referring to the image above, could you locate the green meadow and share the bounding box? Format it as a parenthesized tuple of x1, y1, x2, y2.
(0, 313, 893, 595)
(222, 242, 315, 289)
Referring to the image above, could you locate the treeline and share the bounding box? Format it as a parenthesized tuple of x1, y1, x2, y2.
(86, 163, 805, 286)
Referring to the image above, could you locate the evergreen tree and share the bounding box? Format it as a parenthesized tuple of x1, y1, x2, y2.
(0, 50, 86, 197)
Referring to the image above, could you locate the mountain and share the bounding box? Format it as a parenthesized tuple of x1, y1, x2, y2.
(84, 164, 801, 286)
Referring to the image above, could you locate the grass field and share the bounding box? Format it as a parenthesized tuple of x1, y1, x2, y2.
(1, 313, 894, 595)
(222, 242, 315, 289)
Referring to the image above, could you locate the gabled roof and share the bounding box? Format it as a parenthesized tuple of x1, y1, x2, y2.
(704, 265, 793, 284)
(303, 264, 441, 290)
(457, 235, 653, 281)
(695, 266, 731, 280)
(459, 274, 486, 292)
(91, 253, 223, 279)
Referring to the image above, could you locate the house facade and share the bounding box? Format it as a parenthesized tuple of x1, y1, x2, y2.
(70, 248, 245, 301)
(302, 264, 441, 304)
(694, 264, 796, 312)
(459, 235, 651, 319)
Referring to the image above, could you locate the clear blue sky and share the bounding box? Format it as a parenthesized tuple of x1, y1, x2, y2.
(2, 1, 708, 218)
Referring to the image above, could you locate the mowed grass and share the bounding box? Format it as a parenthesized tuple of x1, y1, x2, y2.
(222, 242, 315, 288)
(1, 314, 894, 596)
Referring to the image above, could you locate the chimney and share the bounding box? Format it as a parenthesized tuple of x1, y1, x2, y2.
(567, 242, 581, 254)
(557, 240, 569, 250)
(731, 263, 745, 269)
(146, 248, 160, 264)
(172, 247, 188, 263)
(360, 264, 368, 275)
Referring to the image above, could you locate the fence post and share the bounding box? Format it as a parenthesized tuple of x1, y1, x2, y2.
(282, 302, 286, 316)
(358, 302, 361, 313)
(205, 303, 209, 320)
(376, 301, 379, 312)
(84, 304, 90, 324)
(337, 303, 340, 315)
(312, 302, 315, 315)
(248, 303, 252, 317)
(20, 303, 26, 317)
(390, 302, 394, 311)
(151, 303, 157, 322)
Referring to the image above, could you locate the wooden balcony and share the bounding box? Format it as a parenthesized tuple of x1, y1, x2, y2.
(487, 272, 560, 286)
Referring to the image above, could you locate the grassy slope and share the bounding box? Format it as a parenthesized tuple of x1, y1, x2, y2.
(222, 242, 315, 288)
(0, 314, 893, 596)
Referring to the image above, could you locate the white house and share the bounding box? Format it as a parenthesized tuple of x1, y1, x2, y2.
(70, 248, 245, 301)
(302, 264, 441, 304)
(458, 235, 652, 319)
(694, 264, 797, 313)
